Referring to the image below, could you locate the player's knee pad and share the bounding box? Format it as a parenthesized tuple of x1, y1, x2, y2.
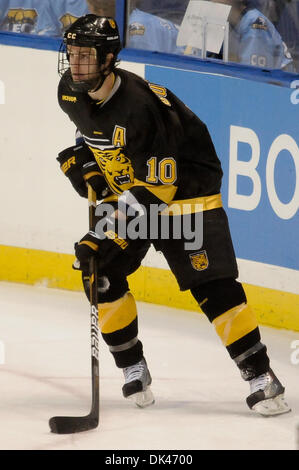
(191, 278, 247, 323)
(82, 272, 129, 303)
(191, 277, 258, 347)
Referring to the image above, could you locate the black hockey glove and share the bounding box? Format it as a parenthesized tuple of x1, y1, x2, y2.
(81, 161, 111, 199)
(74, 214, 131, 271)
(57, 144, 92, 198)
(57, 144, 110, 199)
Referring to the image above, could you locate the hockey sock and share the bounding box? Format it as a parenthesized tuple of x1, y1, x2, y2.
(191, 278, 270, 379)
(99, 292, 143, 368)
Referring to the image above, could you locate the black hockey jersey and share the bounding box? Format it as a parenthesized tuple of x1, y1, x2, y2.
(58, 68, 223, 211)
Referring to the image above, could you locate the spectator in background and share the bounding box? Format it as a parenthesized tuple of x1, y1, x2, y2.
(47, 1, 90, 37)
(136, 0, 189, 25)
(86, 0, 115, 17)
(276, 0, 299, 72)
(46, 0, 116, 37)
(0, 0, 52, 34)
(0, 0, 105, 37)
(127, 0, 185, 54)
(211, 0, 294, 70)
(249, 0, 289, 27)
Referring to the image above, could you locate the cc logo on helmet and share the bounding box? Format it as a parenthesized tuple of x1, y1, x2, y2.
(67, 32, 77, 39)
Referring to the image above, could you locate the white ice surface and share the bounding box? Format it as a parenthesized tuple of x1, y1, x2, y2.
(0, 281, 298, 450)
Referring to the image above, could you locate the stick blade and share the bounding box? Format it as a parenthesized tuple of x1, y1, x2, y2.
(49, 414, 99, 434)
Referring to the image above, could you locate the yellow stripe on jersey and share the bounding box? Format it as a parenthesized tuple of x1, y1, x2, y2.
(134, 178, 177, 204)
(160, 194, 223, 215)
(212, 303, 258, 347)
(103, 190, 222, 216)
(99, 292, 137, 334)
(103, 194, 119, 203)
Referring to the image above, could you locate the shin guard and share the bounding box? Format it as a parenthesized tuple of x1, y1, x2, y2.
(192, 279, 270, 379)
(99, 292, 143, 368)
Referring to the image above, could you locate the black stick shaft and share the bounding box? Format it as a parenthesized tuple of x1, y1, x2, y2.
(48, 186, 100, 434)
(88, 185, 99, 423)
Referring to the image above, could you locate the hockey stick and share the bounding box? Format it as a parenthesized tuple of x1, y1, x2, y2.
(49, 185, 99, 434)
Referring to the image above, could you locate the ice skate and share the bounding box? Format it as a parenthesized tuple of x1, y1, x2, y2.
(246, 369, 291, 416)
(122, 358, 155, 408)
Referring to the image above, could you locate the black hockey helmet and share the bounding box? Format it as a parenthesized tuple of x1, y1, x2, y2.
(58, 14, 122, 92)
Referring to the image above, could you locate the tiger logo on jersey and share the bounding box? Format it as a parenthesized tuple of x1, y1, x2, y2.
(189, 251, 209, 271)
(89, 147, 134, 195)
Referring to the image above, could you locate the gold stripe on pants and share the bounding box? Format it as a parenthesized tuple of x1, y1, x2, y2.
(212, 303, 258, 347)
(99, 292, 137, 334)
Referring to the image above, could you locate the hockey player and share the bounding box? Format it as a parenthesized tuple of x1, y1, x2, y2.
(56, 14, 290, 415)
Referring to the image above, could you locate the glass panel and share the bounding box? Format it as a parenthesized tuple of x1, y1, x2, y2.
(126, 0, 299, 73)
(274, 0, 299, 72)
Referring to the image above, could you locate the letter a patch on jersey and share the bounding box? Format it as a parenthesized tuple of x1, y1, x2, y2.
(189, 250, 209, 271)
(113, 125, 126, 147)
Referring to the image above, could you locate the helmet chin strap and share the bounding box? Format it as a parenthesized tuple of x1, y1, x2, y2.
(69, 71, 107, 93)
(69, 59, 111, 93)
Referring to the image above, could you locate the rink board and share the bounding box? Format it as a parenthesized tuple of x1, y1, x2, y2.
(0, 245, 298, 332)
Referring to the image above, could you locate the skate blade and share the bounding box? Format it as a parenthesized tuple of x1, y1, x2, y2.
(252, 394, 291, 416)
(127, 387, 155, 408)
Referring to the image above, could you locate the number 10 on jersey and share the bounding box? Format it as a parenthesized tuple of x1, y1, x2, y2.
(146, 157, 177, 184)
